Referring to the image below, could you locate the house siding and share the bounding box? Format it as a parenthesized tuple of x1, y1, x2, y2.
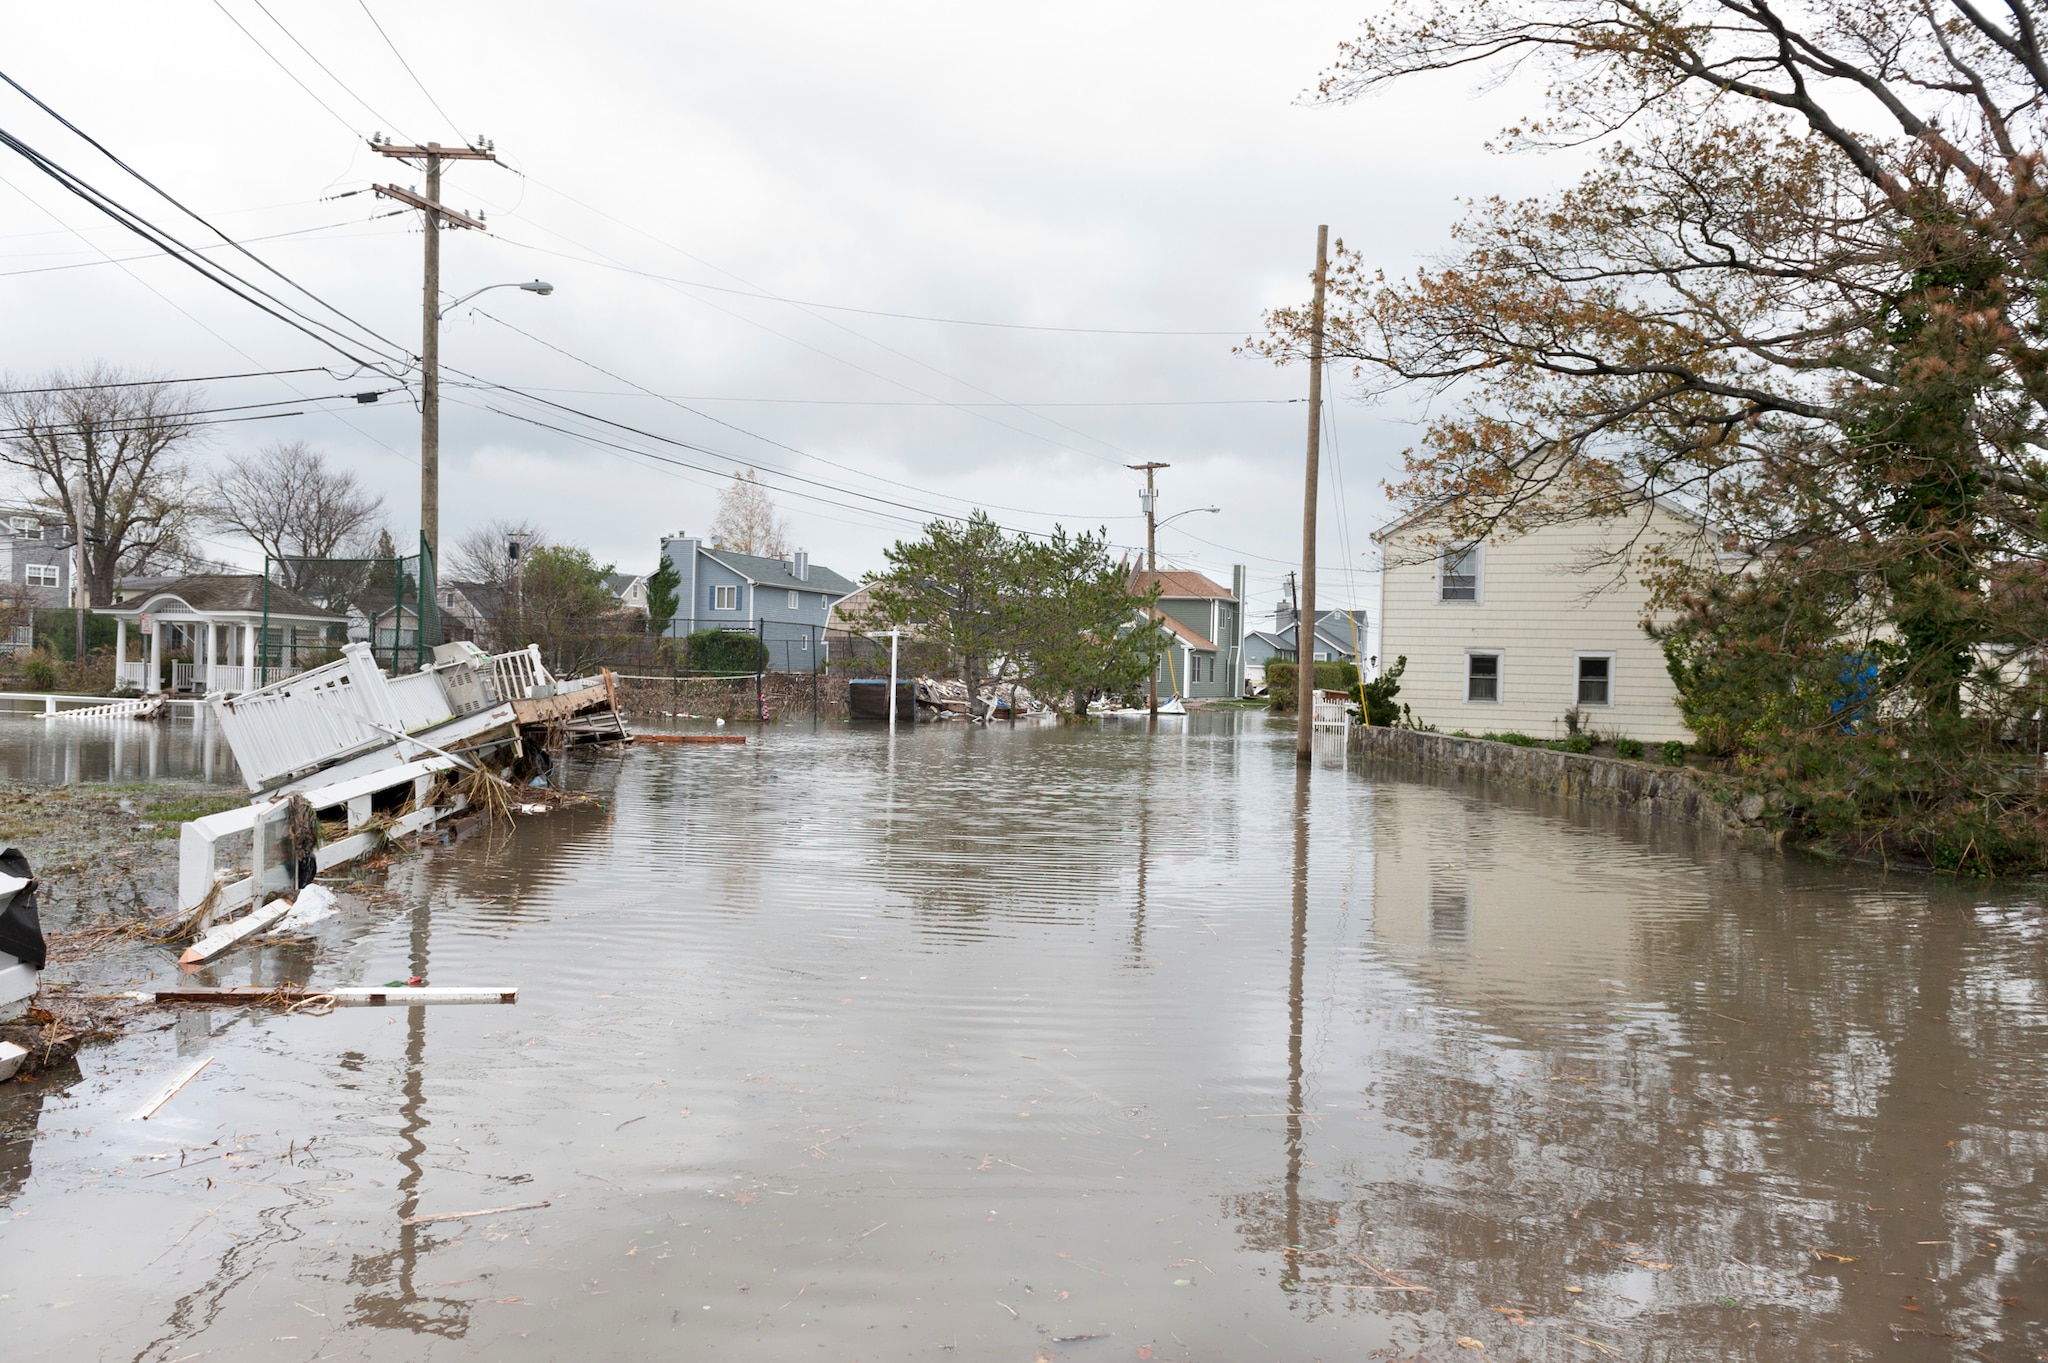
(658, 536, 853, 671)
(1378, 509, 1697, 744)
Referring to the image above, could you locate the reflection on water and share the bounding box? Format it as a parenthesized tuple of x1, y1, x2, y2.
(0, 714, 2045, 1360)
(0, 713, 242, 786)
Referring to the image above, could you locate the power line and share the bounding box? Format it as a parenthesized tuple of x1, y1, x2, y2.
(204, 0, 364, 138)
(465, 307, 1139, 526)
(0, 211, 406, 280)
(473, 232, 1244, 336)
(245, 0, 414, 140)
(0, 367, 331, 396)
(0, 120, 410, 374)
(355, 0, 469, 142)
(0, 66, 415, 370)
(466, 385, 1301, 408)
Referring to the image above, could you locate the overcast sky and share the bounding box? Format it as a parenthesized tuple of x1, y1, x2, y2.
(1, 2, 1562, 638)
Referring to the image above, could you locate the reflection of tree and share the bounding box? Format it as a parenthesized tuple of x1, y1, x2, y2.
(1225, 798, 2048, 1357)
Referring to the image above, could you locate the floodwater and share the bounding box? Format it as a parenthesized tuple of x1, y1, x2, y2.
(2, 714, 2047, 1361)
(0, 711, 242, 788)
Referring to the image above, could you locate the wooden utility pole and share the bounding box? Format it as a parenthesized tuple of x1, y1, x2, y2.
(372, 138, 496, 563)
(1295, 225, 1329, 763)
(1129, 461, 1170, 717)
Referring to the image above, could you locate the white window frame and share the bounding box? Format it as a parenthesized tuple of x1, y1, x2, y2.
(799, 632, 810, 651)
(9, 516, 40, 539)
(24, 563, 58, 588)
(1574, 651, 1615, 708)
(713, 584, 738, 611)
(1465, 649, 1502, 704)
(788, 589, 800, 610)
(1439, 543, 1482, 603)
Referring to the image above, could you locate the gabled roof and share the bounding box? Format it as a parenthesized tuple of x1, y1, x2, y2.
(102, 574, 342, 623)
(1128, 568, 1233, 601)
(605, 572, 645, 594)
(700, 548, 858, 596)
(1148, 609, 1216, 651)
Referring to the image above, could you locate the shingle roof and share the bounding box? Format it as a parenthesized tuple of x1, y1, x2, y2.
(1128, 568, 1233, 601)
(701, 548, 858, 595)
(1149, 609, 1215, 651)
(102, 573, 342, 622)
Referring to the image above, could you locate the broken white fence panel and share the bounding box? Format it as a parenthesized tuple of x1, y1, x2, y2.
(491, 644, 553, 701)
(177, 756, 463, 920)
(0, 1040, 26, 1082)
(178, 899, 293, 966)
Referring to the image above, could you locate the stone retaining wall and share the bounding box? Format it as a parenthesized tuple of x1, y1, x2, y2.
(1350, 725, 1771, 839)
(613, 672, 852, 724)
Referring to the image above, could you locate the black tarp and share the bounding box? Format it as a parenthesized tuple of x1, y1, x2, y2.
(0, 848, 44, 971)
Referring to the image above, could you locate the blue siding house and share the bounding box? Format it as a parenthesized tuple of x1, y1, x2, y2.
(659, 535, 859, 670)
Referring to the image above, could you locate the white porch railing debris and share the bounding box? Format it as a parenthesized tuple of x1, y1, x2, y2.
(491, 645, 552, 701)
(43, 695, 168, 723)
(177, 755, 467, 921)
(212, 644, 403, 790)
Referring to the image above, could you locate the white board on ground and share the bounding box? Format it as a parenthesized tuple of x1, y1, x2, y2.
(130, 1055, 214, 1120)
(178, 900, 292, 967)
(0, 1040, 26, 1082)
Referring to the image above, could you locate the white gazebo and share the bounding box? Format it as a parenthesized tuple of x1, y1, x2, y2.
(103, 574, 346, 696)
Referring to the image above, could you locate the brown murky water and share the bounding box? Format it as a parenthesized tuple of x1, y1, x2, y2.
(2, 714, 2046, 1360)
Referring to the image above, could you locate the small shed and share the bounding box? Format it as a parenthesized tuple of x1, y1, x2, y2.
(102, 574, 345, 696)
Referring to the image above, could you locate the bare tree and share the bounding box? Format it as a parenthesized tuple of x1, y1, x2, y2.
(0, 364, 206, 604)
(206, 440, 385, 591)
(447, 518, 550, 586)
(710, 470, 789, 558)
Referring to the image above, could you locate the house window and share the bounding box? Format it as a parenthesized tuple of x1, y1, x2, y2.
(9, 517, 40, 539)
(25, 564, 58, 588)
(1577, 654, 1613, 706)
(1439, 544, 1479, 602)
(788, 590, 800, 610)
(799, 632, 809, 651)
(1467, 651, 1501, 702)
(713, 585, 737, 611)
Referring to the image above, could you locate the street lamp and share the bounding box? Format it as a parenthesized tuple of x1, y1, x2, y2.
(439, 278, 553, 321)
(1137, 498, 1221, 717)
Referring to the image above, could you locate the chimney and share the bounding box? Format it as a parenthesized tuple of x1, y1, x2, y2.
(793, 549, 809, 582)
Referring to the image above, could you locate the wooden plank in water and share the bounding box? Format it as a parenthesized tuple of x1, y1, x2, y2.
(156, 986, 518, 1006)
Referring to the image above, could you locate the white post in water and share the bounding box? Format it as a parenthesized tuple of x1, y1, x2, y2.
(887, 631, 900, 727)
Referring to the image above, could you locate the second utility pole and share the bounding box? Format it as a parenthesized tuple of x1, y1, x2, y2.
(1296, 225, 1329, 763)
(373, 138, 496, 562)
(1130, 460, 1170, 717)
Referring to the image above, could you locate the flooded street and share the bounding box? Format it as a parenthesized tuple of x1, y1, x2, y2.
(3, 714, 2047, 1360)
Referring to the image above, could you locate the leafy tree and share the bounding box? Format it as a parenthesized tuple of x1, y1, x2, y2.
(645, 553, 680, 638)
(516, 545, 622, 673)
(1256, 0, 2048, 869)
(865, 511, 1020, 719)
(1357, 655, 1408, 728)
(1010, 526, 1166, 715)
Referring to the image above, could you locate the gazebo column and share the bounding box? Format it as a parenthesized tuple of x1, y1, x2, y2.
(145, 619, 161, 695)
(199, 619, 213, 694)
(242, 619, 257, 689)
(114, 618, 127, 690)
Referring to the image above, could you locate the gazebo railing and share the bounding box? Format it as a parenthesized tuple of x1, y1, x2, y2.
(213, 643, 408, 790)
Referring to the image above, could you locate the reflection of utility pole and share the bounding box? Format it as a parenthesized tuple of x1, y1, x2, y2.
(1129, 462, 1169, 718)
(1283, 762, 1310, 1287)
(67, 476, 86, 662)
(1295, 226, 1329, 763)
(373, 137, 498, 561)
